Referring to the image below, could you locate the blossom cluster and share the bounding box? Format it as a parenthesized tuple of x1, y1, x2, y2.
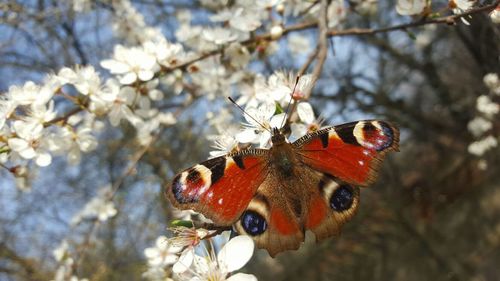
(143, 231, 256, 281)
(395, 0, 500, 25)
(467, 73, 500, 166)
(0, 37, 180, 189)
(52, 240, 88, 281)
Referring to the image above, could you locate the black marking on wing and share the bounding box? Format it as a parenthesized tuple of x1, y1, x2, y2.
(232, 155, 246, 170)
(202, 157, 226, 184)
(336, 123, 359, 145)
(186, 168, 201, 182)
(363, 122, 377, 133)
(319, 131, 329, 148)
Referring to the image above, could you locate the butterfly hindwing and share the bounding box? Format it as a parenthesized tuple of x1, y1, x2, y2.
(304, 172, 360, 241)
(293, 120, 399, 186)
(166, 149, 270, 225)
(233, 166, 361, 256)
(234, 169, 305, 257)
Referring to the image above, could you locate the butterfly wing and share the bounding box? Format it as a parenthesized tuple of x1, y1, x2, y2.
(303, 172, 360, 242)
(233, 168, 305, 257)
(165, 149, 270, 226)
(293, 120, 399, 186)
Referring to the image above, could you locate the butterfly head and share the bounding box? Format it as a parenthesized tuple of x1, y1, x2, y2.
(271, 127, 287, 145)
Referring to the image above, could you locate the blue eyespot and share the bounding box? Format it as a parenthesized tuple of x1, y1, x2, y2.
(241, 210, 267, 236)
(330, 185, 354, 212)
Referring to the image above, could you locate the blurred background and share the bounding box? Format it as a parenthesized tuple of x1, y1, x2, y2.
(0, 0, 499, 281)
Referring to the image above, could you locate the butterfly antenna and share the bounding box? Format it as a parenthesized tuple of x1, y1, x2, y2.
(280, 75, 300, 129)
(228, 97, 270, 132)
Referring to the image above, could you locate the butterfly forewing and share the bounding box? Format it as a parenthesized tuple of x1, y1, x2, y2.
(166, 149, 270, 225)
(293, 120, 399, 186)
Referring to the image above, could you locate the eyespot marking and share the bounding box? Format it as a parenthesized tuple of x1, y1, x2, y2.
(330, 185, 354, 212)
(241, 210, 267, 236)
(353, 121, 395, 151)
(172, 172, 199, 204)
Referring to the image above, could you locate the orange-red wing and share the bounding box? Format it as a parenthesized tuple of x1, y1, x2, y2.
(165, 149, 270, 226)
(293, 120, 399, 186)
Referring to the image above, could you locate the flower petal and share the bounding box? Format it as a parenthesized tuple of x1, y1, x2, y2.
(297, 102, 315, 124)
(269, 113, 286, 129)
(259, 130, 271, 148)
(172, 249, 194, 274)
(236, 129, 258, 143)
(35, 152, 52, 167)
(227, 273, 258, 281)
(120, 72, 137, 85)
(218, 236, 254, 273)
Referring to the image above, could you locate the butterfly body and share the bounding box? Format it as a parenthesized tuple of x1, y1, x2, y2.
(166, 120, 399, 256)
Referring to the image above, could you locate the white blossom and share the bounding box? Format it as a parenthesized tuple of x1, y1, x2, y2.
(72, 0, 91, 12)
(142, 267, 171, 281)
(71, 186, 117, 225)
(476, 95, 499, 118)
(449, 0, 476, 24)
(173, 235, 256, 281)
(289, 101, 323, 141)
(396, 0, 426, 16)
(111, 0, 164, 44)
(210, 8, 235, 22)
(270, 25, 284, 40)
(53, 240, 70, 262)
(27, 100, 57, 125)
(468, 135, 498, 156)
(101, 45, 160, 85)
(351, 0, 378, 16)
(0, 92, 17, 129)
(175, 24, 204, 50)
(467, 116, 493, 137)
(144, 38, 184, 68)
(8, 120, 52, 166)
(225, 43, 251, 69)
(229, 8, 262, 32)
(235, 74, 269, 107)
(326, 0, 346, 28)
(288, 34, 312, 56)
(209, 134, 239, 157)
(236, 102, 286, 148)
(57, 66, 101, 96)
(483, 73, 500, 95)
(144, 236, 182, 268)
(264, 72, 314, 104)
(415, 25, 436, 49)
(9, 81, 54, 106)
(202, 27, 238, 45)
(490, 7, 500, 24)
(64, 126, 98, 165)
(107, 86, 143, 127)
(256, 0, 283, 9)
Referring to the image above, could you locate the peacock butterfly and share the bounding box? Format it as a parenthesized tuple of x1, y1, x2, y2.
(165, 120, 399, 257)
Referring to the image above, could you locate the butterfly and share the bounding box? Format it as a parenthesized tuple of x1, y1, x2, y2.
(166, 120, 399, 257)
